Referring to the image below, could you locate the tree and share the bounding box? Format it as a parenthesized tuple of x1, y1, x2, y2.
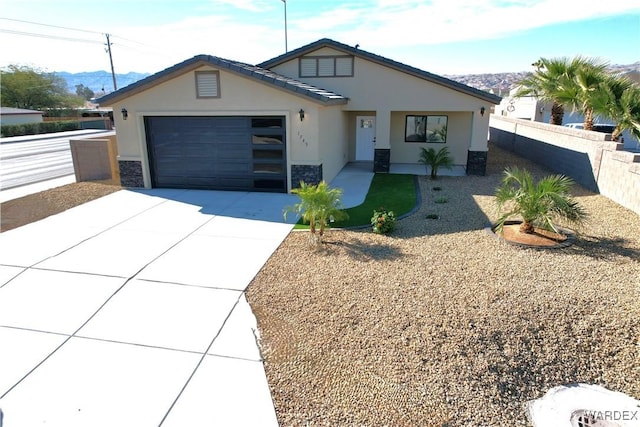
(75, 84, 95, 101)
(284, 181, 348, 245)
(592, 74, 640, 142)
(418, 146, 453, 180)
(494, 167, 587, 235)
(1, 65, 82, 110)
(553, 57, 608, 130)
(515, 56, 604, 126)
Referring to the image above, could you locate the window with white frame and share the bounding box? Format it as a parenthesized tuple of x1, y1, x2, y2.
(195, 71, 220, 98)
(299, 56, 354, 77)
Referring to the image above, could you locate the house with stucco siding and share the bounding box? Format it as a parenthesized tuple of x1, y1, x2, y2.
(97, 38, 501, 192)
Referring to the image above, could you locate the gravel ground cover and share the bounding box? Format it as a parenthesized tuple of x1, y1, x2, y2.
(0, 181, 121, 232)
(246, 143, 640, 426)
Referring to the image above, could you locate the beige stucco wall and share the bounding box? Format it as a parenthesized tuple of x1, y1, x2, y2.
(268, 48, 493, 153)
(269, 49, 490, 112)
(390, 111, 472, 165)
(109, 64, 342, 190)
(318, 108, 349, 183)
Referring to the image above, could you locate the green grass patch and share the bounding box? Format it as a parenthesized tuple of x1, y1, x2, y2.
(293, 174, 417, 229)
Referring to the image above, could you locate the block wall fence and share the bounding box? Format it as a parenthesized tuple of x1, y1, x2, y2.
(489, 115, 640, 216)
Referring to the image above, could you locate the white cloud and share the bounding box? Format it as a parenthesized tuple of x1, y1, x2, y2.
(1, 0, 637, 73)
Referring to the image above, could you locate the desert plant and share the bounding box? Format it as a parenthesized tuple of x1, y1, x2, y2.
(494, 167, 587, 234)
(371, 207, 396, 234)
(418, 146, 453, 180)
(426, 213, 439, 219)
(434, 196, 448, 204)
(285, 180, 348, 244)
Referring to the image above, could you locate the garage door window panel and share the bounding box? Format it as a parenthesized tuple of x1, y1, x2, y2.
(251, 117, 283, 128)
(252, 135, 284, 145)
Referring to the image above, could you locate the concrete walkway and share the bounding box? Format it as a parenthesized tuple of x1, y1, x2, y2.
(0, 165, 376, 426)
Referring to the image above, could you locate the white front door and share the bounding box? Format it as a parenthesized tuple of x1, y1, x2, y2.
(355, 116, 375, 161)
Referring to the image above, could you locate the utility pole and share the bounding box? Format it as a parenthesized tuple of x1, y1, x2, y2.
(281, 0, 288, 52)
(105, 33, 117, 91)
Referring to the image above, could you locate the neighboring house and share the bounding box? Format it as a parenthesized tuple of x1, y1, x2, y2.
(0, 107, 44, 126)
(97, 38, 501, 192)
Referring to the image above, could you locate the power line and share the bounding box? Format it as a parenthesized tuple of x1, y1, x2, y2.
(0, 16, 150, 47)
(0, 28, 103, 44)
(0, 17, 103, 35)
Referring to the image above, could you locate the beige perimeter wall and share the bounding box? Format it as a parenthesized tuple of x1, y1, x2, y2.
(490, 115, 640, 216)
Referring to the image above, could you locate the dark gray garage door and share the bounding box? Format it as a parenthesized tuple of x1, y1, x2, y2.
(145, 116, 287, 192)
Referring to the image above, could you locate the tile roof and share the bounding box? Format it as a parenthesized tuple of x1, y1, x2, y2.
(96, 55, 348, 106)
(259, 38, 502, 105)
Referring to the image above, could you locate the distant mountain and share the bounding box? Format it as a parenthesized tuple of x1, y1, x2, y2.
(57, 61, 639, 99)
(56, 71, 150, 96)
(445, 62, 640, 96)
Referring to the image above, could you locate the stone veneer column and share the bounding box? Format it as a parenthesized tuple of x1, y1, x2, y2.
(374, 149, 390, 173)
(466, 151, 487, 176)
(291, 164, 323, 188)
(118, 160, 144, 187)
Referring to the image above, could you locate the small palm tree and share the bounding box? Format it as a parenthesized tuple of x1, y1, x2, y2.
(418, 146, 453, 180)
(284, 180, 348, 245)
(495, 167, 587, 235)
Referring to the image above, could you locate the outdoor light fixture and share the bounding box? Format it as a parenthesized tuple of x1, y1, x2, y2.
(480, 106, 486, 117)
(299, 109, 305, 121)
(121, 107, 128, 120)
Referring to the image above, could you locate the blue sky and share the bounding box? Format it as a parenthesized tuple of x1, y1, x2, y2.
(1, 0, 638, 76)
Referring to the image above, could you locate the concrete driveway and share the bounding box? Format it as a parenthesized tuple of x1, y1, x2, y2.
(0, 188, 301, 426)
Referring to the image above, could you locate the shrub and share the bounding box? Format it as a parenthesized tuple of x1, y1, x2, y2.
(434, 196, 448, 204)
(1, 120, 80, 137)
(371, 207, 396, 234)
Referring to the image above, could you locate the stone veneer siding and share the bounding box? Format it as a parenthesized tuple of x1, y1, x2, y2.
(118, 160, 144, 187)
(466, 150, 487, 176)
(374, 149, 390, 173)
(291, 164, 323, 188)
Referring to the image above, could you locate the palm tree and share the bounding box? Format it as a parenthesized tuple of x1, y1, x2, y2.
(515, 56, 606, 127)
(418, 146, 453, 180)
(495, 167, 587, 235)
(553, 57, 608, 131)
(515, 57, 575, 125)
(284, 181, 348, 245)
(592, 74, 640, 142)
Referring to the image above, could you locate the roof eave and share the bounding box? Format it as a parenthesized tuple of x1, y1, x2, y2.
(96, 54, 348, 107)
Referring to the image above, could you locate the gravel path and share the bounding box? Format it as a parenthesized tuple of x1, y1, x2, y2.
(246, 143, 640, 426)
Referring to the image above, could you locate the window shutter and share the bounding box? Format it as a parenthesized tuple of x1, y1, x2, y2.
(318, 57, 335, 76)
(335, 57, 353, 76)
(196, 72, 219, 97)
(300, 58, 317, 77)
